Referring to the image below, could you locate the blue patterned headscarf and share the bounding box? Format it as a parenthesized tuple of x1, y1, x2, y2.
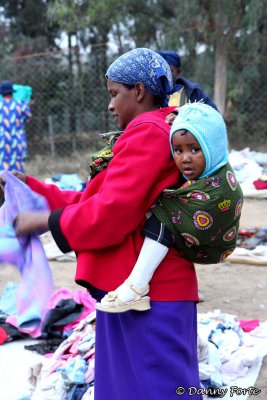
(170, 102, 229, 179)
(106, 48, 174, 107)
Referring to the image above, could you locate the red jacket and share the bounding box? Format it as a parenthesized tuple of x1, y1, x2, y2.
(27, 107, 199, 301)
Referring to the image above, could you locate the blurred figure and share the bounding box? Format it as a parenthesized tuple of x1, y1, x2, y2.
(156, 50, 217, 109)
(0, 80, 32, 172)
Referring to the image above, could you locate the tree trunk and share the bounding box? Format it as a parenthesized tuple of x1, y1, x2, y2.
(74, 35, 85, 134)
(68, 32, 76, 152)
(214, 37, 227, 115)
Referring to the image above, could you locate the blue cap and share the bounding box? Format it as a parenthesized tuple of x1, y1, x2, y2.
(0, 81, 16, 95)
(156, 50, 181, 69)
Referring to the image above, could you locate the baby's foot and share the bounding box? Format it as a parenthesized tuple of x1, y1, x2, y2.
(95, 279, 150, 313)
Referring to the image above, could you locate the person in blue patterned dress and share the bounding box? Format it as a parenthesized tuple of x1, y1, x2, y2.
(0, 81, 32, 172)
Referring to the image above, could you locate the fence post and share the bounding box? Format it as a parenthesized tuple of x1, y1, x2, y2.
(48, 115, 56, 157)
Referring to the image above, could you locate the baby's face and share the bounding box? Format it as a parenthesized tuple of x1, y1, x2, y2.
(171, 130, 206, 180)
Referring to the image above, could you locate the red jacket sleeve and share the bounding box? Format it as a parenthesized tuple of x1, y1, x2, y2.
(48, 118, 179, 252)
(26, 176, 84, 209)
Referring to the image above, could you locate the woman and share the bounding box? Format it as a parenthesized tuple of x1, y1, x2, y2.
(0, 80, 32, 172)
(10, 48, 202, 399)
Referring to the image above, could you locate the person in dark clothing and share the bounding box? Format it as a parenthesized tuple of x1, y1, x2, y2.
(156, 50, 217, 110)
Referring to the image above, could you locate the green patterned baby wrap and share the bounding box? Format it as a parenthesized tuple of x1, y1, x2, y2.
(89, 131, 122, 179)
(152, 162, 243, 264)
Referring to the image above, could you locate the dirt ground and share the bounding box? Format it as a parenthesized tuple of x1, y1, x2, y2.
(0, 197, 267, 398)
(196, 198, 267, 400)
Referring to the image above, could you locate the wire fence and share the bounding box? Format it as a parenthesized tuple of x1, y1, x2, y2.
(1, 49, 266, 175)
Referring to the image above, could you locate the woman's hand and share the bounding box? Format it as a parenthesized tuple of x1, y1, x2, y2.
(14, 211, 50, 236)
(0, 184, 4, 206)
(0, 173, 6, 187)
(0, 170, 26, 184)
(11, 170, 26, 183)
(0, 170, 26, 207)
(0, 174, 5, 206)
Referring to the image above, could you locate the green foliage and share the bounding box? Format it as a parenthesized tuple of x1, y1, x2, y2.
(0, 0, 59, 46)
(47, 0, 89, 34)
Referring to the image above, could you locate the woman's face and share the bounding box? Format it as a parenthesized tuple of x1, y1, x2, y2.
(172, 129, 206, 180)
(107, 80, 139, 130)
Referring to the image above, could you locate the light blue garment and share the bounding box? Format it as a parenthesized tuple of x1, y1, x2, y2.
(0, 170, 54, 329)
(13, 85, 32, 104)
(0, 281, 18, 315)
(170, 102, 228, 178)
(207, 341, 223, 388)
(58, 355, 88, 384)
(50, 173, 85, 191)
(106, 48, 174, 107)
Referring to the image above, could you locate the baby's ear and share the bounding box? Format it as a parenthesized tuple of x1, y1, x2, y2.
(165, 112, 177, 125)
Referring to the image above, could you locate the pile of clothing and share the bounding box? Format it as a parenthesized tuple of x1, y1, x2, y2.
(197, 310, 267, 397)
(25, 312, 96, 400)
(229, 148, 267, 198)
(237, 227, 267, 249)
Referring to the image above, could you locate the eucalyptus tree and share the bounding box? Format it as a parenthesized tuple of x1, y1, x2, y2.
(156, 0, 267, 115)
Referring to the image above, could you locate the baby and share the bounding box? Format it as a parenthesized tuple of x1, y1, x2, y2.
(96, 103, 243, 313)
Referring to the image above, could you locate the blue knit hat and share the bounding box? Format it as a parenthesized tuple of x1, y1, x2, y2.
(170, 102, 228, 178)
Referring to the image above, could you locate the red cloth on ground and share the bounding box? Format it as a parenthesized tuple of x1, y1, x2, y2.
(238, 319, 260, 332)
(0, 327, 8, 344)
(253, 180, 267, 190)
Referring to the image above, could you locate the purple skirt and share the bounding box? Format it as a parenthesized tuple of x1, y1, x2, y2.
(94, 301, 202, 400)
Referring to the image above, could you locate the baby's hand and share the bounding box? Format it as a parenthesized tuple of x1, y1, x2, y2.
(165, 112, 177, 125)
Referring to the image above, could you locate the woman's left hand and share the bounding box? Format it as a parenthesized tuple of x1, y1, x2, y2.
(14, 211, 50, 236)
